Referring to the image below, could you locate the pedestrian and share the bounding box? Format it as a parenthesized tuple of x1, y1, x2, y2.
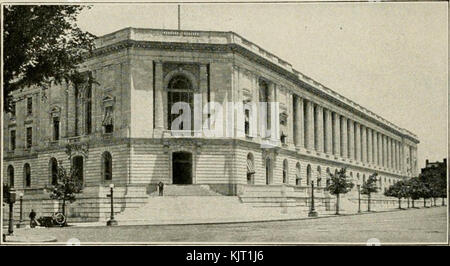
(29, 209, 37, 228)
(158, 181, 164, 196)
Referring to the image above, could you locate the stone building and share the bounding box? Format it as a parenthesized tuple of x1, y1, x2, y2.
(2, 28, 419, 221)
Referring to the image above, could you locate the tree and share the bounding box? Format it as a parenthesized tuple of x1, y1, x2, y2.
(325, 167, 354, 215)
(3, 5, 95, 111)
(45, 162, 82, 224)
(408, 177, 426, 208)
(2, 183, 11, 204)
(361, 173, 379, 212)
(384, 180, 407, 209)
(420, 163, 447, 207)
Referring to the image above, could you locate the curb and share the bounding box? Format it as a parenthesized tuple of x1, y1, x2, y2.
(3, 234, 58, 243)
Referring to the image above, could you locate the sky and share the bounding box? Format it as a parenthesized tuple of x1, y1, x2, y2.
(75, 2, 448, 170)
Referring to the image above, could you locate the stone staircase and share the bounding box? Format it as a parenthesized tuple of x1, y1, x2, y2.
(115, 185, 309, 225)
(238, 185, 299, 208)
(148, 184, 224, 196)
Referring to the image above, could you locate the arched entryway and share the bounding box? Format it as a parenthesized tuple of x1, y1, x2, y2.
(247, 153, 255, 185)
(49, 158, 58, 185)
(72, 156, 84, 186)
(7, 165, 14, 188)
(172, 152, 193, 184)
(306, 164, 312, 185)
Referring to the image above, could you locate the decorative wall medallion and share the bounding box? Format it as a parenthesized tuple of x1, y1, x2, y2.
(65, 143, 89, 160)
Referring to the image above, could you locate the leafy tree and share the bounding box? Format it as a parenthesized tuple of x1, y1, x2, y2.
(3, 5, 95, 111)
(361, 173, 379, 212)
(408, 177, 427, 208)
(384, 180, 407, 209)
(325, 167, 354, 215)
(2, 183, 11, 204)
(45, 162, 82, 224)
(420, 163, 447, 207)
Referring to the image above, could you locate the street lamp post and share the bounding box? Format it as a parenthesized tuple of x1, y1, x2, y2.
(106, 184, 118, 226)
(357, 185, 361, 213)
(16, 192, 26, 228)
(8, 189, 16, 235)
(308, 181, 318, 217)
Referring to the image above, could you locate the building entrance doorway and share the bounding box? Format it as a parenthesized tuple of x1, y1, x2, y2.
(172, 152, 193, 184)
(72, 156, 84, 185)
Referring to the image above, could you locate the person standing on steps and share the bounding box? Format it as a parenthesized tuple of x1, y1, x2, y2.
(29, 209, 37, 228)
(158, 181, 164, 196)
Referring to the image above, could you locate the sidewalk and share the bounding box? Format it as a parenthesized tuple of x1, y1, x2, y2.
(34, 206, 423, 228)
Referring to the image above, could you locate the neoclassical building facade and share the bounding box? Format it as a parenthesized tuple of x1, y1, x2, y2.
(2, 28, 419, 220)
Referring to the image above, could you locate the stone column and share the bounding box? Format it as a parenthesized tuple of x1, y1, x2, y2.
(340, 116, 348, 158)
(67, 83, 76, 137)
(373, 131, 378, 166)
(315, 105, 324, 152)
(268, 83, 277, 140)
(361, 125, 367, 163)
(355, 123, 361, 162)
(378, 133, 382, 167)
(391, 138, 395, 170)
(154, 61, 164, 134)
(294, 96, 304, 149)
(386, 137, 392, 169)
(394, 140, 398, 170)
(305, 100, 314, 150)
(200, 64, 208, 132)
(324, 109, 332, 154)
(332, 112, 340, 156)
(367, 128, 373, 164)
(383, 135, 387, 168)
(348, 119, 355, 160)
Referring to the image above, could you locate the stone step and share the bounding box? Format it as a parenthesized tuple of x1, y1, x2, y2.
(115, 195, 305, 223)
(148, 184, 224, 196)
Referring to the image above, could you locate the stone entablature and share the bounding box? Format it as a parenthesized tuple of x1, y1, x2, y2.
(93, 27, 418, 143)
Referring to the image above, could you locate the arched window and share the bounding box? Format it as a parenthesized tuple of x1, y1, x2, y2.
(295, 162, 301, 185)
(326, 167, 331, 187)
(49, 158, 58, 185)
(247, 153, 255, 185)
(357, 173, 360, 181)
(23, 163, 31, 188)
(363, 174, 366, 184)
(7, 165, 14, 188)
(283, 159, 288, 184)
(102, 152, 112, 181)
(265, 157, 272, 185)
(167, 75, 194, 131)
(317, 166, 322, 187)
(306, 164, 312, 185)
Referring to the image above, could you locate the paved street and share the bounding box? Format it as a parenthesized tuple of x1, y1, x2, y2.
(5, 206, 447, 244)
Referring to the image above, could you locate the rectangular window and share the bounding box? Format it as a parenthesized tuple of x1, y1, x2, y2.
(103, 106, 114, 133)
(11, 102, 16, 117)
(27, 97, 32, 115)
(53, 117, 60, 141)
(244, 109, 250, 136)
(26, 127, 32, 149)
(10, 130, 16, 151)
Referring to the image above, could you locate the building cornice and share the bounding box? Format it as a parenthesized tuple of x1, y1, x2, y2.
(89, 28, 419, 143)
